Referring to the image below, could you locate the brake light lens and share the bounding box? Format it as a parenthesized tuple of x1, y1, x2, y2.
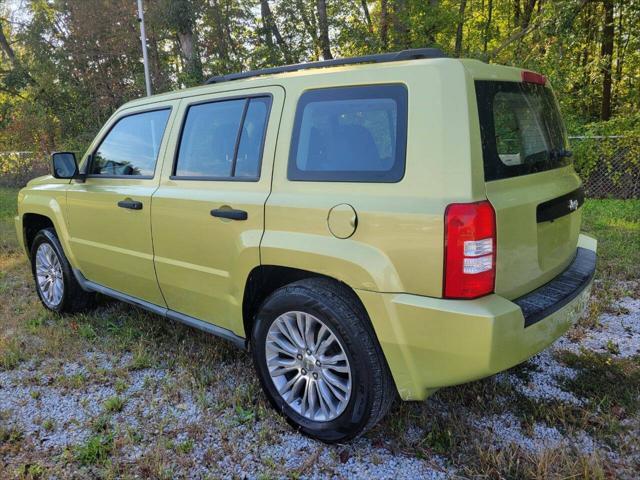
(521, 70, 546, 85)
(444, 201, 496, 299)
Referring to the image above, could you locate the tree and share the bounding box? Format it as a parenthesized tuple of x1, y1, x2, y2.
(454, 0, 467, 57)
(162, 0, 203, 85)
(0, 0, 638, 159)
(600, 0, 614, 120)
(316, 0, 332, 59)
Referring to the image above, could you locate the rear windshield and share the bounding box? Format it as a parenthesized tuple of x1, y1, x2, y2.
(475, 80, 570, 181)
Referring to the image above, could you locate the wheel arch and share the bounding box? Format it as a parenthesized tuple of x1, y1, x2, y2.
(241, 265, 372, 343)
(22, 213, 55, 258)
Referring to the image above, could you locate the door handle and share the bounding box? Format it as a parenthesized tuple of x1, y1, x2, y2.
(210, 208, 248, 221)
(117, 199, 143, 210)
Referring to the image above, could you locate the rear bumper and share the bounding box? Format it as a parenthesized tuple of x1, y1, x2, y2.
(357, 233, 597, 401)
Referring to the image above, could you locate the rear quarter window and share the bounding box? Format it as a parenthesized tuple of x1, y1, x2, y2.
(288, 84, 408, 182)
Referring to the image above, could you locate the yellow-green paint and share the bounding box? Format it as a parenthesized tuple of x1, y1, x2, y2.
(15, 57, 596, 399)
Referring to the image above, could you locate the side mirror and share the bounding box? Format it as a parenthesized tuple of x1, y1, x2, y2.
(51, 152, 80, 179)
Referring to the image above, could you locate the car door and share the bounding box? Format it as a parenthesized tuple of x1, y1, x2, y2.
(151, 86, 284, 336)
(66, 103, 178, 306)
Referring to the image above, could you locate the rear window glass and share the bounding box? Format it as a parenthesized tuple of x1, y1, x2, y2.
(174, 96, 271, 180)
(475, 81, 570, 181)
(288, 85, 408, 182)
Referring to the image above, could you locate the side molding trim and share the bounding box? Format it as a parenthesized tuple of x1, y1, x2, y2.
(72, 269, 246, 349)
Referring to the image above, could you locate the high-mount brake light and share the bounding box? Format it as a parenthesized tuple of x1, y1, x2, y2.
(443, 201, 496, 299)
(521, 70, 546, 85)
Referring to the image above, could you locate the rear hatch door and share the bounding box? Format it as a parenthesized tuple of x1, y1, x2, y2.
(475, 79, 583, 300)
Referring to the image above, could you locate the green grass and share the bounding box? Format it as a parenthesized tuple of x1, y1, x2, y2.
(0, 187, 19, 253)
(103, 396, 125, 413)
(560, 350, 640, 414)
(582, 199, 640, 281)
(0, 186, 18, 219)
(73, 433, 114, 466)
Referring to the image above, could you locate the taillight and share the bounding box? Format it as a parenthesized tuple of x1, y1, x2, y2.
(443, 201, 496, 299)
(521, 70, 546, 85)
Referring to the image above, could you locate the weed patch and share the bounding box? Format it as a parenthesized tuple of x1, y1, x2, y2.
(73, 433, 114, 466)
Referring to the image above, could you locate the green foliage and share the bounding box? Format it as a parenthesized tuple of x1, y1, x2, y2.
(0, 0, 637, 188)
(0, 152, 48, 188)
(573, 114, 639, 166)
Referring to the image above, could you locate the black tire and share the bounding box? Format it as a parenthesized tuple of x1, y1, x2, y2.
(30, 228, 95, 314)
(251, 277, 396, 443)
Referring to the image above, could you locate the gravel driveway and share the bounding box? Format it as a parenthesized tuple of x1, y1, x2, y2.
(1, 286, 639, 479)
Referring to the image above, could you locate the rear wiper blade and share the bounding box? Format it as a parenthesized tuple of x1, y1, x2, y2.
(550, 148, 573, 160)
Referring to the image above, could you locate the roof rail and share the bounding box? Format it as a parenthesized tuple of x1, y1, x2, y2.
(204, 48, 446, 85)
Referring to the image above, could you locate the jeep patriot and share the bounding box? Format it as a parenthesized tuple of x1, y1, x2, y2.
(15, 49, 597, 442)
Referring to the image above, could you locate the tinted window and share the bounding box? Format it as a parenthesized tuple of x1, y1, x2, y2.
(475, 81, 570, 181)
(235, 98, 270, 178)
(288, 85, 408, 182)
(174, 96, 271, 179)
(90, 109, 170, 176)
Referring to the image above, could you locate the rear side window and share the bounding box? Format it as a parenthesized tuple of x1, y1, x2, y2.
(475, 81, 570, 181)
(174, 96, 271, 180)
(288, 85, 408, 182)
(90, 108, 170, 177)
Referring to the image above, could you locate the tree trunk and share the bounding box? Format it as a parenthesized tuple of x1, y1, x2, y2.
(380, 0, 389, 50)
(177, 29, 203, 83)
(600, 0, 614, 120)
(425, 0, 438, 46)
(148, 33, 169, 93)
(260, 0, 274, 49)
(483, 0, 493, 54)
(0, 21, 17, 65)
(454, 0, 467, 57)
(392, 0, 410, 49)
(361, 0, 373, 34)
(521, 0, 537, 29)
(262, 0, 293, 63)
(166, 0, 204, 85)
(316, 0, 332, 59)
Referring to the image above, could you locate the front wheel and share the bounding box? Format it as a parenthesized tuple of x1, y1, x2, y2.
(251, 278, 396, 443)
(30, 228, 95, 314)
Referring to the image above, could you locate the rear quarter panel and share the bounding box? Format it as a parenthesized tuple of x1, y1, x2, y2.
(262, 59, 482, 296)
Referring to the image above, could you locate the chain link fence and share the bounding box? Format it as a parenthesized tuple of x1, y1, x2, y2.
(2, 137, 639, 198)
(570, 136, 640, 199)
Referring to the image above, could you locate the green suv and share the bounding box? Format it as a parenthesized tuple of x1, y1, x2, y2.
(15, 49, 597, 442)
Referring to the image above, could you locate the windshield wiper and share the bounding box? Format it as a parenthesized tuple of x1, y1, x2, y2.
(549, 148, 573, 160)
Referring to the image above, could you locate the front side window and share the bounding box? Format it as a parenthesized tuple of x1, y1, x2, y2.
(475, 81, 570, 181)
(90, 109, 170, 177)
(174, 96, 271, 179)
(288, 85, 408, 182)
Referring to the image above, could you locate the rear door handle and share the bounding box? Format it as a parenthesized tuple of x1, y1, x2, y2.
(117, 199, 143, 210)
(210, 208, 248, 221)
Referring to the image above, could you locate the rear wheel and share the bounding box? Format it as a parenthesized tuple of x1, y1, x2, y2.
(30, 228, 95, 313)
(251, 278, 396, 443)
